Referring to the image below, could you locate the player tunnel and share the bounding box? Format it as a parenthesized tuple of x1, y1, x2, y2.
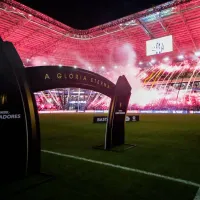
(26, 66, 132, 149)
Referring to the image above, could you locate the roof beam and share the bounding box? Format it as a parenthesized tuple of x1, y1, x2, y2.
(179, 12, 197, 51)
(156, 15, 181, 53)
(137, 19, 155, 39)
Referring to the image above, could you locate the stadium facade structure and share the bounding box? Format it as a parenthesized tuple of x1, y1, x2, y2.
(1, 0, 200, 111)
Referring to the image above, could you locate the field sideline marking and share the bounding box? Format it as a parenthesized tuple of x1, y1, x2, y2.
(42, 149, 200, 188)
(194, 188, 200, 200)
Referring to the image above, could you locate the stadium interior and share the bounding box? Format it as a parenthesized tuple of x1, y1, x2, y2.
(1, 1, 200, 200)
(1, 0, 200, 112)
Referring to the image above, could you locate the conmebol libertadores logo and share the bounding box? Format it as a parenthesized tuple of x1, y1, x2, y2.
(0, 94, 7, 105)
(0, 111, 21, 120)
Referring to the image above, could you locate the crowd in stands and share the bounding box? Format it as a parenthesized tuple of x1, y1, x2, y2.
(36, 92, 200, 111)
(35, 60, 200, 111)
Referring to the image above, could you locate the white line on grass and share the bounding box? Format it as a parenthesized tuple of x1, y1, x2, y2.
(194, 188, 200, 200)
(42, 149, 200, 188)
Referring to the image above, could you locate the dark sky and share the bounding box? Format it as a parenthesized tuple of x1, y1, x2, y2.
(18, 0, 168, 29)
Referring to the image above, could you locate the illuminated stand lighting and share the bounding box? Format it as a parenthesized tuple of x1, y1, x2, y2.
(48, 98, 53, 103)
(77, 88, 81, 112)
(163, 57, 169, 62)
(178, 55, 184, 60)
(58, 64, 62, 67)
(195, 51, 200, 57)
(150, 59, 156, 64)
(149, 59, 156, 66)
(74, 65, 77, 69)
(100, 66, 105, 73)
(114, 65, 118, 69)
(139, 62, 143, 65)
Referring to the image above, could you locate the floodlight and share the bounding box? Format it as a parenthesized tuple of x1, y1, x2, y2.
(163, 57, 169, 61)
(178, 55, 184, 59)
(195, 51, 200, 56)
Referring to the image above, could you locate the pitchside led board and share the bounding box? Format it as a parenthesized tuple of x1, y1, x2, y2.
(146, 35, 173, 56)
(0, 37, 132, 181)
(93, 115, 139, 123)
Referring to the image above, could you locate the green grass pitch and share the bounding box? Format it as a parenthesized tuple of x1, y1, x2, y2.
(2, 113, 200, 199)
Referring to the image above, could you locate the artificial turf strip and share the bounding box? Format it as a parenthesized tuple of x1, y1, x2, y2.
(2, 153, 197, 200)
(40, 113, 200, 183)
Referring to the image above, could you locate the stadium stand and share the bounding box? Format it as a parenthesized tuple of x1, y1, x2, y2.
(1, 0, 200, 111)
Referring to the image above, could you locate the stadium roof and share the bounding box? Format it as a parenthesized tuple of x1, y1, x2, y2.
(0, 0, 200, 70)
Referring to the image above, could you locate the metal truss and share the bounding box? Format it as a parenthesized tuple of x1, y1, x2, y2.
(156, 13, 181, 52)
(137, 19, 155, 39)
(180, 12, 197, 51)
(2, 0, 191, 38)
